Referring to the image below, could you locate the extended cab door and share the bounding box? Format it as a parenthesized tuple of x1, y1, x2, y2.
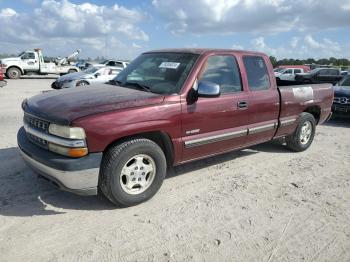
(181, 54, 250, 162)
(20, 52, 39, 71)
(241, 55, 280, 145)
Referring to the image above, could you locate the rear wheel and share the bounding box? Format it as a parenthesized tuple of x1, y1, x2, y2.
(99, 138, 167, 207)
(286, 112, 316, 152)
(76, 80, 89, 87)
(7, 67, 21, 79)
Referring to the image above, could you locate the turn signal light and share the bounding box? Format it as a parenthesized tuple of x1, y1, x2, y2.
(68, 147, 88, 158)
(49, 143, 88, 158)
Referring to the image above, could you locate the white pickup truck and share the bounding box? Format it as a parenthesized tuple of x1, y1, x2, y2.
(0, 49, 80, 79)
(274, 67, 307, 81)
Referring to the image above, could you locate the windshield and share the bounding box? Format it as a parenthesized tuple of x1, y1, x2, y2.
(274, 68, 283, 73)
(309, 68, 322, 74)
(339, 75, 350, 86)
(114, 52, 199, 94)
(17, 52, 25, 57)
(83, 66, 101, 74)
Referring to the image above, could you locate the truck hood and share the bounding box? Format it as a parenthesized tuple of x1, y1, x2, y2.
(1, 57, 20, 64)
(334, 85, 350, 97)
(23, 84, 165, 125)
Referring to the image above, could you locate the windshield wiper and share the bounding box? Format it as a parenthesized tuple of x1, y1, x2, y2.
(123, 81, 152, 93)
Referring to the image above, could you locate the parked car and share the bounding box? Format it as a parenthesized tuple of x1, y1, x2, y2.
(0, 49, 80, 79)
(275, 65, 310, 72)
(18, 48, 333, 206)
(51, 65, 122, 89)
(98, 60, 129, 69)
(0, 66, 7, 87)
(75, 60, 93, 71)
(275, 67, 307, 82)
(295, 68, 343, 85)
(332, 75, 350, 116)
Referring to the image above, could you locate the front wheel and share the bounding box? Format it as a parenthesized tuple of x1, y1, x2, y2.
(286, 112, 316, 152)
(99, 138, 167, 207)
(7, 67, 21, 79)
(76, 80, 89, 87)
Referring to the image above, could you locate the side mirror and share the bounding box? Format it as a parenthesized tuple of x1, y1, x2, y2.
(94, 73, 101, 78)
(187, 80, 220, 105)
(197, 81, 220, 98)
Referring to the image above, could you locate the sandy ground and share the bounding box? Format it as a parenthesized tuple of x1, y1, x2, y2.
(0, 78, 349, 262)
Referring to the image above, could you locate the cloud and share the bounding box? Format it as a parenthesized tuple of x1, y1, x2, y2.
(0, 0, 148, 58)
(153, 0, 350, 35)
(232, 44, 244, 50)
(250, 35, 345, 59)
(0, 8, 17, 17)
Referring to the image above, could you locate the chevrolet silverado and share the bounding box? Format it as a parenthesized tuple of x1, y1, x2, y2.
(18, 49, 333, 206)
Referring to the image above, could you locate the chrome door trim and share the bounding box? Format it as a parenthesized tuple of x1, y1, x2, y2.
(248, 123, 276, 135)
(280, 118, 296, 127)
(185, 129, 247, 148)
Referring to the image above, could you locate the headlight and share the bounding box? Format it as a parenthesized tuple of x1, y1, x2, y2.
(49, 124, 86, 139)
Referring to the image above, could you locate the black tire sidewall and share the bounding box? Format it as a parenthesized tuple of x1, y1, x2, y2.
(293, 114, 316, 150)
(107, 141, 166, 206)
(77, 81, 88, 86)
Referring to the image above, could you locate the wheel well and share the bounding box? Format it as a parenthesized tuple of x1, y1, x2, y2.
(104, 131, 174, 166)
(7, 66, 23, 74)
(304, 106, 321, 123)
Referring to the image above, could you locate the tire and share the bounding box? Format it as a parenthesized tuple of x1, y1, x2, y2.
(286, 112, 316, 152)
(99, 138, 167, 207)
(76, 80, 89, 87)
(7, 67, 21, 79)
(68, 69, 77, 74)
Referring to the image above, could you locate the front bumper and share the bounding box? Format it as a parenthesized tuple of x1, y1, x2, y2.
(332, 104, 350, 115)
(18, 127, 102, 195)
(0, 80, 7, 87)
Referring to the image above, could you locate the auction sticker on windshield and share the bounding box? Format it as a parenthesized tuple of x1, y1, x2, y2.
(159, 62, 180, 69)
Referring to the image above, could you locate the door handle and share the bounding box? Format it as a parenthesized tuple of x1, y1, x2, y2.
(238, 101, 248, 109)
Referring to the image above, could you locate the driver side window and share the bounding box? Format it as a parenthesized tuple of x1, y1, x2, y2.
(318, 69, 328, 76)
(22, 52, 35, 59)
(199, 55, 242, 94)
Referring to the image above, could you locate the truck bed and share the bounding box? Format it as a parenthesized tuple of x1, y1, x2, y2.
(275, 83, 333, 137)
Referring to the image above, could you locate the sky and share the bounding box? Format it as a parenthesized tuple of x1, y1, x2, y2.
(0, 0, 350, 60)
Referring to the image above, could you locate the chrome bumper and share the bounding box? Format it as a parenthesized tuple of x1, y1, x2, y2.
(19, 147, 99, 195)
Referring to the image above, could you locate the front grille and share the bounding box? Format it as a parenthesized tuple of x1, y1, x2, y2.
(27, 132, 49, 149)
(24, 113, 50, 150)
(334, 97, 350, 105)
(24, 114, 49, 132)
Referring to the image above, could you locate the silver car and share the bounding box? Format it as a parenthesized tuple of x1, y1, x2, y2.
(51, 65, 122, 89)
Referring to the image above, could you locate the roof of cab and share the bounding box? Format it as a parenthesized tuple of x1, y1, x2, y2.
(144, 48, 266, 56)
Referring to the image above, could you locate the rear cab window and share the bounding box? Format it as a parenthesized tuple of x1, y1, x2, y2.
(199, 55, 242, 94)
(243, 56, 270, 91)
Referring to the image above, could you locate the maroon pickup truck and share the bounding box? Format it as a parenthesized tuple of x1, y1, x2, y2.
(18, 49, 333, 206)
(0, 66, 7, 87)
